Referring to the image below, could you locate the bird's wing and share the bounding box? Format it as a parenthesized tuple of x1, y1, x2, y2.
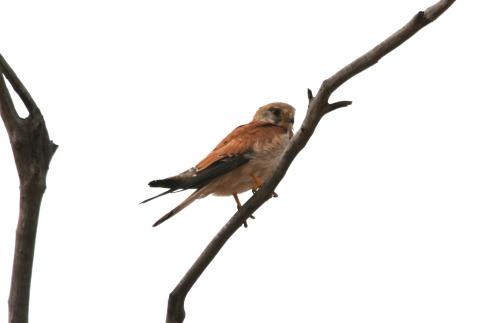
(170, 121, 287, 190)
(196, 121, 286, 170)
(169, 154, 249, 191)
(144, 121, 287, 198)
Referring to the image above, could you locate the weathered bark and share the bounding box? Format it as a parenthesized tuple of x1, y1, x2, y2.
(164, 0, 456, 322)
(0, 54, 58, 323)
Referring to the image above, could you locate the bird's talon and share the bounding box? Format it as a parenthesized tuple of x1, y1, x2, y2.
(272, 192, 278, 198)
(242, 215, 256, 228)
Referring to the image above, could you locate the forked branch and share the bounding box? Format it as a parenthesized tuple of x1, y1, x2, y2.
(0, 54, 58, 323)
(159, 0, 454, 323)
(165, 1, 455, 322)
(164, 0, 455, 322)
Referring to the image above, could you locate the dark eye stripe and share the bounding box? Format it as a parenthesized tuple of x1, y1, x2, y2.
(268, 107, 281, 116)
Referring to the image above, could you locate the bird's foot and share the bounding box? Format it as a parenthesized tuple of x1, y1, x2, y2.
(251, 188, 278, 199)
(243, 215, 256, 228)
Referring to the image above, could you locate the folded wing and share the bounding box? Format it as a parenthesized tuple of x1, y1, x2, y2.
(141, 121, 286, 204)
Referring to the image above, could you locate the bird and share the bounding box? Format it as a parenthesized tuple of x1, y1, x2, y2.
(141, 102, 295, 227)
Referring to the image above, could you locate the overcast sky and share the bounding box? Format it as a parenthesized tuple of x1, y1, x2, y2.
(1, 1, 499, 322)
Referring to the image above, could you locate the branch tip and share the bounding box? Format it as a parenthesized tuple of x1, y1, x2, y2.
(324, 100, 352, 114)
(307, 88, 314, 101)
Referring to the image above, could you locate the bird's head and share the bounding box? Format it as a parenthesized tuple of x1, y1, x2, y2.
(253, 102, 295, 130)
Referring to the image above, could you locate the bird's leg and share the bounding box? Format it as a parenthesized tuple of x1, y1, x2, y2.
(232, 193, 242, 209)
(250, 174, 264, 193)
(250, 174, 278, 198)
(232, 193, 254, 228)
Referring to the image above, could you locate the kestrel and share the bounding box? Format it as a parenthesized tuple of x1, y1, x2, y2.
(141, 102, 295, 227)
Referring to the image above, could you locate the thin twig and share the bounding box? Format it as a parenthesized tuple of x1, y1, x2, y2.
(0, 54, 39, 115)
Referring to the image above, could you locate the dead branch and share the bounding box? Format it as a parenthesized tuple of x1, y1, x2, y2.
(0, 54, 58, 323)
(164, 0, 455, 322)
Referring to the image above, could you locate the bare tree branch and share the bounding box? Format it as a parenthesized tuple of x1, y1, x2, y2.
(164, 1, 455, 322)
(0, 53, 58, 323)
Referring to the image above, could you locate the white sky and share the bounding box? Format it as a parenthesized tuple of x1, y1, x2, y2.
(1, 1, 499, 322)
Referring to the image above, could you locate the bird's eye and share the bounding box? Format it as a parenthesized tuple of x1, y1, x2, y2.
(268, 107, 281, 117)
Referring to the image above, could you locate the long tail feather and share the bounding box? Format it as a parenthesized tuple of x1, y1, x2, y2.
(140, 189, 173, 204)
(152, 189, 204, 227)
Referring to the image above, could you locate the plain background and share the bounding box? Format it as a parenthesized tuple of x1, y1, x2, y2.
(1, 1, 499, 322)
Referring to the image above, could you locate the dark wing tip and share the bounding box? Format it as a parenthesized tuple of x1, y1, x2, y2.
(148, 168, 196, 189)
(149, 179, 176, 188)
